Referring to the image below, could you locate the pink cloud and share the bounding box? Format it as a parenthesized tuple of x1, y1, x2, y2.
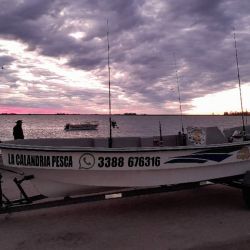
(0, 106, 63, 114)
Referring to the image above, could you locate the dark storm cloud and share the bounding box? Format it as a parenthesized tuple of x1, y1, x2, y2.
(169, 0, 233, 30)
(0, 55, 15, 67)
(0, 0, 53, 41)
(0, 0, 250, 113)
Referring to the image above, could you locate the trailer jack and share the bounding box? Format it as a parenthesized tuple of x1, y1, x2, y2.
(0, 173, 46, 212)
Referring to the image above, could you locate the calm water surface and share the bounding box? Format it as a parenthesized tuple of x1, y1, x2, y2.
(0, 114, 248, 141)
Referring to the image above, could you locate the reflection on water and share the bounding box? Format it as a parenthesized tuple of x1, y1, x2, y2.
(0, 114, 248, 141)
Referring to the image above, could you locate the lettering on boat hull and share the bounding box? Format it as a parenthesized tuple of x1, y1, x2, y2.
(8, 153, 73, 168)
(3, 144, 250, 171)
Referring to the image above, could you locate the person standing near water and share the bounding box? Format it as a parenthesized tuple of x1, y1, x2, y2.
(13, 120, 24, 140)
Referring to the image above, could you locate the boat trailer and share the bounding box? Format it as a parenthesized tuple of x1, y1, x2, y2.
(1, 172, 250, 214)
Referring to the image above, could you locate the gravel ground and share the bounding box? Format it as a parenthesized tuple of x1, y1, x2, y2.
(1, 182, 250, 250)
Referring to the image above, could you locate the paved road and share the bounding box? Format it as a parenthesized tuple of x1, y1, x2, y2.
(1, 153, 250, 250)
(1, 182, 250, 250)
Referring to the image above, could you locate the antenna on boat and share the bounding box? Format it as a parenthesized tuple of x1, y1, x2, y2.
(107, 19, 113, 147)
(159, 121, 163, 142)
(233, 29, 246, 140)
(173, 53, 184, 134)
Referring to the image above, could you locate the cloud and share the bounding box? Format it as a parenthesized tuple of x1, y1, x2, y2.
(0, 0, 250, 114)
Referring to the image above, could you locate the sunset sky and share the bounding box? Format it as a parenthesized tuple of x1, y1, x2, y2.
(0, 0, 250, 115)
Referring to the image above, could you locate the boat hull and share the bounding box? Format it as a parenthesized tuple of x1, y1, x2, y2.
(1, 141, 250, 188)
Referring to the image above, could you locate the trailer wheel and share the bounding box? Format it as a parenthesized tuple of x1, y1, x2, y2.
(242, 186, 250, 209)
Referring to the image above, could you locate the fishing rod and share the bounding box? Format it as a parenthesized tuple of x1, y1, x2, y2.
(173, 53, 184, 134)
(233, 30, 246, 140)
(159, 121, 163, 142)
(107, 19, 113, 148)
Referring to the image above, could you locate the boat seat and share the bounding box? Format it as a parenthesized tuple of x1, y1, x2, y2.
(70, 138, 94, 147)
(140, 135, 185, 147)
(8, 138, 95, 147)
(162, 135, 181, 146)
(94, 137, 142, 148)
(94, 138, 109, 147)
(152, 135, 179, 147)
(112, 137, 141, 148)
(51, 138, 94, 147)
(140, 137, 155, 147)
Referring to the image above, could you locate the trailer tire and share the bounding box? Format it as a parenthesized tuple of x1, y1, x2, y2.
(242, 186, 250, 209)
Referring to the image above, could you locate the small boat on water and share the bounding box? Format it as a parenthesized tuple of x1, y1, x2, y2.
(64, 122, 98, 131)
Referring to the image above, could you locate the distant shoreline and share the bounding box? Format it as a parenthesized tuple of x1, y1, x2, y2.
(0, 113, 248, 116)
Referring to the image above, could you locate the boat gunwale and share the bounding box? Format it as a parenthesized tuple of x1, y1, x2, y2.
(0, 140, 249, 153)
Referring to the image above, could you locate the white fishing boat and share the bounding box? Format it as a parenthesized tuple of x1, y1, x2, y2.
(1, 28, 250, 212)
(0, 125, 250, 198)
(64, 122, 98, 131)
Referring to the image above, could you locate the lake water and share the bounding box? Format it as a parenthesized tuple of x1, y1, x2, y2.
(0, 115, 249, 194)
(0, 114, 248, 141)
